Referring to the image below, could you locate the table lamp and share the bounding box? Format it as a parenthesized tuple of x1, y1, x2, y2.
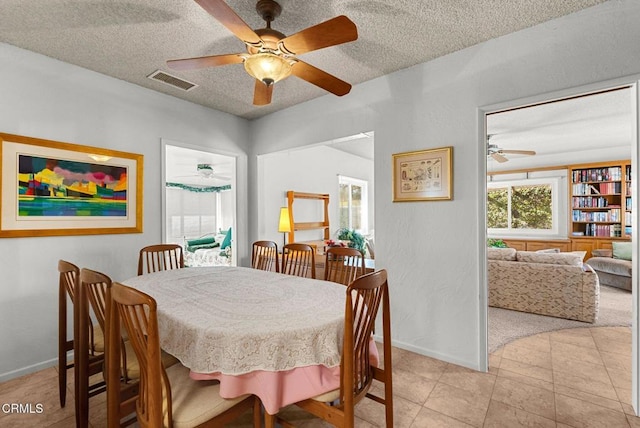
(278, 207, 291, 249)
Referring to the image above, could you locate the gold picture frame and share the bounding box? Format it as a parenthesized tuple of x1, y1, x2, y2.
(392, 146, 453, 202)
(0, 132, 143, 237)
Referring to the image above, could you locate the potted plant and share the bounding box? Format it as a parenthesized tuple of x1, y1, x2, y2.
(487, 238, 507, 248)
(336, 228, 366, 254)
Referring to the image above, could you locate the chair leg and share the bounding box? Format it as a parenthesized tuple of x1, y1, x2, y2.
(59, 282, 69, 408)
(253, 397, 261, 428)
(265, 411, 277, 428)
(58, 353, 66, 408)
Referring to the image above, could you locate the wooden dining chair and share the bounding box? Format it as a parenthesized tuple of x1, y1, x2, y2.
(282, 243, 316, 279)
(58, 260, 106, 408)
(137, 244, 184, 276)
(251, 240, 280, 272)
(324, 247, 365, 286)
(266, 269, 393, 428)
(81, 268, 179, 383)
(107, 282, 261, 428)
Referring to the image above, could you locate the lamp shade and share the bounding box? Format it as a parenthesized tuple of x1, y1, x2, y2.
(278, 207, 291, 233)
(244, 53, 292, 86)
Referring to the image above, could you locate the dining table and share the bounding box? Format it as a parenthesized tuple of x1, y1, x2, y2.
(120, 265, 378, 415)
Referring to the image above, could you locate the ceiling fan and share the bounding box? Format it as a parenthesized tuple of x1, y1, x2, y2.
(487, 135, 536, 163)
(167, 0, 358, 106)
(174, 163, 231, 181)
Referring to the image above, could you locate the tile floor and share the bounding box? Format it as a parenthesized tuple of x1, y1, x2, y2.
(0, 326, 638, 427)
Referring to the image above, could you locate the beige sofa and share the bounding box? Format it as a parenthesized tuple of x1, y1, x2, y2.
(585, 248, 632, 292)
(488, 248, 599, 323)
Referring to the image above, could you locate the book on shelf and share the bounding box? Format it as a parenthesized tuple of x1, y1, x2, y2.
(573, 167, 622, 183)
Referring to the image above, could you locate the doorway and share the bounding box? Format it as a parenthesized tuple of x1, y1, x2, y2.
(256, 132, 374, 248)
(162, 140, 237, 265)
(482, 83, 638, 412)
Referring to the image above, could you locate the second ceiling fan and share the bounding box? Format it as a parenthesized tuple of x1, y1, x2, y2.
(487, 135, 536, 163)
(168, 0, 358, 106)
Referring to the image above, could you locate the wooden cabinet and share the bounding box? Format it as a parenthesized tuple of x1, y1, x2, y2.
(525, 241, 571, 252)
(500, 239, 570, 252)
(498, 237, 615, 261)
(569, 160, 631, 239)
(502, 240, 527, 251)
(571, 238, 598, 260)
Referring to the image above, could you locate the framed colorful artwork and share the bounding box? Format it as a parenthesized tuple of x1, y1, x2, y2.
(392, 146, 453, 202)
(0, 133, 143, 237)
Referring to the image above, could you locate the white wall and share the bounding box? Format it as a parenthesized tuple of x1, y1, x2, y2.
(4, 0, 640, 383)
(249, 0, 640, 369)
(257, 145, 374, 245)
(0, 43, 250, 379)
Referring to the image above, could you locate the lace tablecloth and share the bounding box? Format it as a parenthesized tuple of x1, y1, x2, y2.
(122, 266, 346, 375)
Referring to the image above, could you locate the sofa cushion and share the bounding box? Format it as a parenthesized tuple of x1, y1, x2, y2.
(487, 247, 517, 261)
(591, 249, 613, 258)
(187, 242, 220, 252)
(186, 236, 216, 247)
(613, 242, 632, 261)
(586, 257, 632, 277)
(536, 248, 560, 253)
(516, 251, 582, 267)
(220, 228, 232, 250)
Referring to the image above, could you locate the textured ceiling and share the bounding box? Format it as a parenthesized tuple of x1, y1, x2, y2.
(487, 86, 633, 172)
(0, 0, 607, 120)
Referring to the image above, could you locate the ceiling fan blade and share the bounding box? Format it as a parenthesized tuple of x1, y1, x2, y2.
(291, 61, 351, 96)
(253, 80, 273, 106)
(500, 149, 536, 156)
(279, 15, 357, 56)
(167, 53, 244, 70)
(195, 0, 262, 45)
(491, 153, 509, 163)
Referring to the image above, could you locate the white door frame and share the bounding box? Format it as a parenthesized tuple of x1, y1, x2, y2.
(161, 138, 238, 265)
(478, 77, 640, 414)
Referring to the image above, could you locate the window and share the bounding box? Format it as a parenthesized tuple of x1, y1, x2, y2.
(166, 187, 219, 244)
(339, 176, 368, 233)
(487, 177, 559, 236)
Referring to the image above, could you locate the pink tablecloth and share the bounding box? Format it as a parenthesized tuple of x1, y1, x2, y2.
(190, 341, 379, 414)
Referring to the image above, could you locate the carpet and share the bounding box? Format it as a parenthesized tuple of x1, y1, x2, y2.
(488, 285, 632, 353)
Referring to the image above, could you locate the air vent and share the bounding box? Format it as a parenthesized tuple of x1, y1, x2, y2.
(147, 70, 198, 92)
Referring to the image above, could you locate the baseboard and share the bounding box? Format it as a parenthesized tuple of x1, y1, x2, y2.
(0, 358, 58, 383)
(376, 335, 482, 372)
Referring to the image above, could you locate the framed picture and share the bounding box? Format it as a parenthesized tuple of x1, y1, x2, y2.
(392, 146, 453, 202)
(0, 133, 143, 237)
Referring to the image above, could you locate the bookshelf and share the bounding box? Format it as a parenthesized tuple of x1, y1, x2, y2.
(626, 164, 632, 238)
(286, 191, 330, 244)
(570, 161, 631, 239)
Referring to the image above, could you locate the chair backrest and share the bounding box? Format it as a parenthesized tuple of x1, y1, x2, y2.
(109, 282, 168, 428)
(59, 259, 79, 302)
(81, 268, 134, 384)
(81, 268, 111, 335)
(138, 244, 185, 276)
(58, 260, 80, 408)
(59, 260, 101, 356)
(282, 243, 316, 278)
(341, 270, 389, 418)
(251, 240, 279, 272)
(324, 247, 365, 285)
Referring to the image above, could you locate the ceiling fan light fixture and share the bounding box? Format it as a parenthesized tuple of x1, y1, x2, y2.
(197, 163, 214, 178)
(244, 52, 292, 86)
